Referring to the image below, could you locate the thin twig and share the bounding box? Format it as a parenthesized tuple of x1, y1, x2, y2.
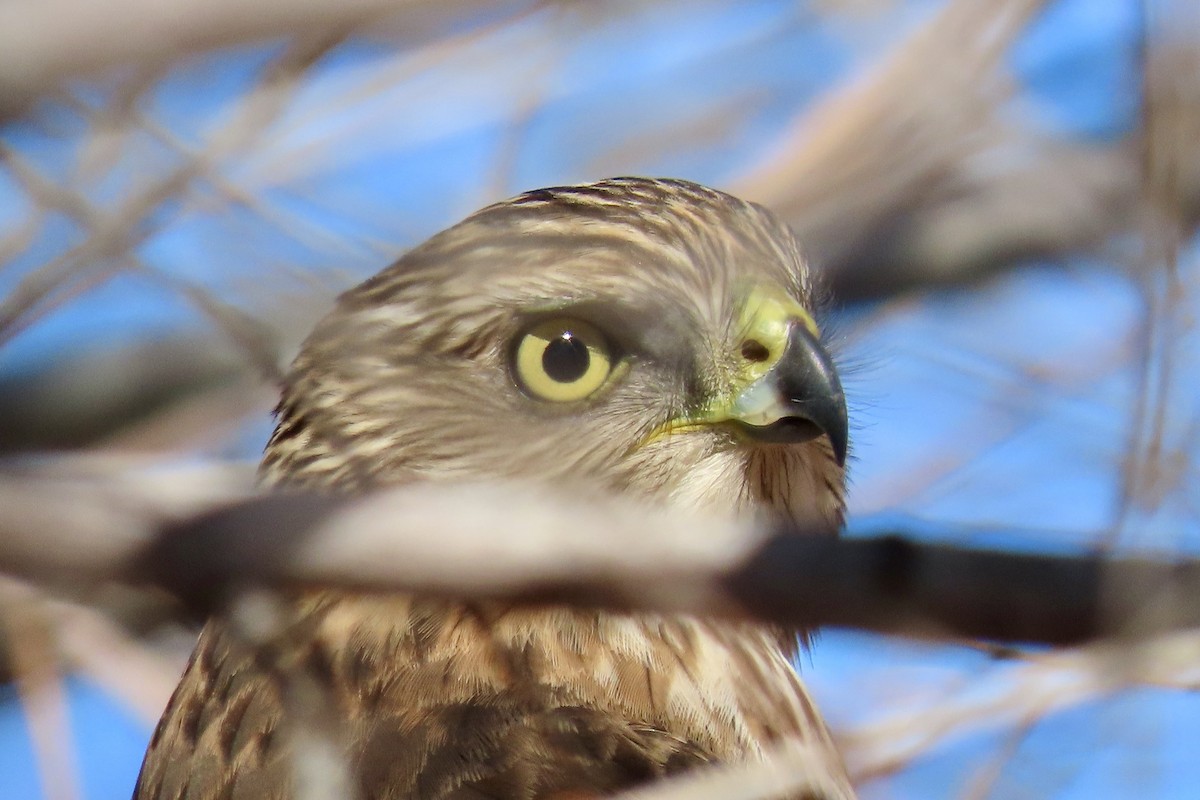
(0, 578, 81, 800)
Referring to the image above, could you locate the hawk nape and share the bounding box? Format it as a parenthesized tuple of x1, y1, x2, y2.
(135, 178, 855, 800)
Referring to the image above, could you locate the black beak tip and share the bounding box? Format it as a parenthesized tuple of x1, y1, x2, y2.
(828, 417, 848, 467)
(733, 413, 848, 468)
(768, 322, 849, 468)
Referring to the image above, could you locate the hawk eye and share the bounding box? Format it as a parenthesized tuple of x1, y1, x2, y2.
(513, 318, 614, 402)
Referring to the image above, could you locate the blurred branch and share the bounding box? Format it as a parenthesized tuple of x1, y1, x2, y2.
(1111, 0, 1200, 545)
(225, 590, 360, 800)
(611, 739, 853, 800)
(732, 0, 1175, 299)
(0, 578, 80, 800)
(1141, 0, 1200, 237)
(0, 0, 532, 115)
(0, 338, 272, 455)
(5, 0, 1191, 309)
(0, 36, 347, 355)
(842, 628, 1200, 783)
(0, 581, 183, 724)
(736, 0, 1047, 293)
(1, 458, 1199, 646)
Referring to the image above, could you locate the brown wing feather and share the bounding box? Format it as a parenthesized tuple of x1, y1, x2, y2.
(138, 641, 710, 800)
(135, 595, 845, 799)
(135, 624, 287, 800)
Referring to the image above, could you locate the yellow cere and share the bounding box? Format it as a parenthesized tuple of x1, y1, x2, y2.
(514, 317, 615, 403)
(641, 283, 816, 445)
(730, 283, 818, 388)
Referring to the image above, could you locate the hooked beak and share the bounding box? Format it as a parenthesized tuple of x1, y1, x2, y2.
(727, 321, 847, 466)
(644, 286, 848, 467)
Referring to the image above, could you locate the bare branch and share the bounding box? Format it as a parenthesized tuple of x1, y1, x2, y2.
(729, 0, 1146, 298)
(34, 591, 185, 724)
(0, 456, 256, 588)
(0, 578, 81, 800)
(842, 629, 1200, 783)
(611, 739, 854, 800)
(226, 590, 360, 800)
(0, 338, 273, 455)
(0, 458, 1198, 646)
(0, 0, 530, 113)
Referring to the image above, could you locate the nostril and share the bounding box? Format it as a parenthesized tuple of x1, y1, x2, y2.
(740, 339, 770, 362)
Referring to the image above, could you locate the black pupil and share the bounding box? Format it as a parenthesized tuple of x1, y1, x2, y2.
(542, 332, 591, 383)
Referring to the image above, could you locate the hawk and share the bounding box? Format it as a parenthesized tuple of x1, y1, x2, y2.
(134, 178, 855, 799)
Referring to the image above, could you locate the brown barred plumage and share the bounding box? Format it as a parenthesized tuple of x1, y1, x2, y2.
(135, 178, 855, 799)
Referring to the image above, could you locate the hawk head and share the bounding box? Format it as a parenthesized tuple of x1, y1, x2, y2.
(263, 177, 847, 532)
(136, 178, 857, 800)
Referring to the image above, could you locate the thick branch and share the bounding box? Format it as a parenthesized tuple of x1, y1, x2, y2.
(1, 459, 1198, 646)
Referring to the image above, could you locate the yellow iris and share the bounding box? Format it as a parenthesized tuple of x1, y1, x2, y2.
(513, 318, 616, 402)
